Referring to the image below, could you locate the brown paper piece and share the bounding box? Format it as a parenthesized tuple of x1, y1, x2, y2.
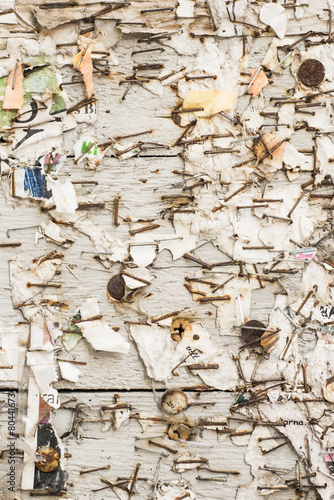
(3, 62, 24, 110)
(73, 46, 94, 98)
(254, 132, 286, 163)
(249, 69, 269, 97)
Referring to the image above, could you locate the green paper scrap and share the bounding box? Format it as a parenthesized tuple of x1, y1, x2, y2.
(0, 63, 64, 127)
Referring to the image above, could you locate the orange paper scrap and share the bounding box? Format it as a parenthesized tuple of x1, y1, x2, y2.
(3, 63, 24, 110)
(249, 69, 269, 97)
(73, 45, 93, 98)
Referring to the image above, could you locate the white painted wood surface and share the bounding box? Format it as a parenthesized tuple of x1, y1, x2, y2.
(1, 1, 334, 499)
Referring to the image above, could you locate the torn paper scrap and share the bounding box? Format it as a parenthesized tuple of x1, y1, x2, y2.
(73, 42, 94, 98)
(291, 247, 317, 260)
(74, 137, 105, 165)
(79, 297, 100, 320)
(74, 218, 128, 261)
(262, 38, 294, 74)
(158, 235, 198, 260)
(130, 244, 157, 267)
(58, 361, 81, 382)
(12, 167, 52, 200)
(249, 69, 269, 97)
(259, 4, 287, 39)
(129, 324, 175, 381)
(29, 323, 55, 352)
(47, 176, 78, 214)
(42, 221, 74, 248)
(80, 320, 129, 353)
(3, 62, 24, 110)
(26, 351, 59, 408)
(155, 480, 196, 500)
(122, 268, 153, 289)
(176, 0, 195, 18)
(62, 331, 82, 352)
(182, 90, 236, 117)
(41, 150, 64, 175)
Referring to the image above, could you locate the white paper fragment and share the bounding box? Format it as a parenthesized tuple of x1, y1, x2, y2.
(123, 267, 153, 289)
(47, 177, 78, 214)
(26, 351, 59, 408)
(129, 324, 174, 381)
(259, 403, 331, 500)
(80, 320, 130, 353)
(129, 322, 238, 389)
(74, 218, 128, 261)
(29, 324, 54, 352)
(79, 297, 100, 320)
(41, 221, 74, 248)
(113, 142, 141, 159)
(176, 0, 195, 18)
(58, 361, 81, 382)
(113, 407, 130, 430)
(158, 236, 197, 260)
(259, 4, 287, 39)
(130, 245, 157, 267)
(155, 480, 196, 500)
(283, 143, 313, 171)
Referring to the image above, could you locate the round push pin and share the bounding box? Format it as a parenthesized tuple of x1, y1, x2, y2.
(35, 446, 59, 473)
(161, 389, 188, 414)
(298, 59, 325, 87)
(107, 274, 126, 302)
(241, 320, 266, 346)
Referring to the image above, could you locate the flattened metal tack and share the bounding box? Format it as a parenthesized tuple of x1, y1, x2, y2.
(298, 59, 325, 87)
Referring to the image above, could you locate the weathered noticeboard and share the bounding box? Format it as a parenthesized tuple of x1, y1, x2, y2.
(1, 1, 334, 499)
